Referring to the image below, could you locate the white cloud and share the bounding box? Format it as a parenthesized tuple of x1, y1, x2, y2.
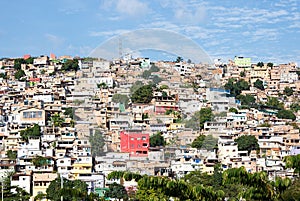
(44, 34, 64, 46)
(89, 29, 132, 38)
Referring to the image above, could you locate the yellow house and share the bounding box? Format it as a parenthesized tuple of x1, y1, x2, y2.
(71, 156, 93, 179)
(168, 123, 185, 130)
(32, 173, 57, 198)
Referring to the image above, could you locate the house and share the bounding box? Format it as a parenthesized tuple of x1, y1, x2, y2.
(120, 130, 149, 157)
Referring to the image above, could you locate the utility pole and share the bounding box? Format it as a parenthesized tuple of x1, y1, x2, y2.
(61, 175, 63, 201)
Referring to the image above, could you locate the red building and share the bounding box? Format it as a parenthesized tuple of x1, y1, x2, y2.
(120, 130, 149, 156)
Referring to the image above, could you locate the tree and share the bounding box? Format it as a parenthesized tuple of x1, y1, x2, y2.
(223, 167, 291, 201)
(284, 154, 300, 176)
(277, 109, 296, 121)
(176, 56, 183, 63)
(152, 75, 162, 84)
(267, 62, 273, 67)
(50, 113, 65, 127)
(185, 107, 213, 130)
(14, 69, 26, 80)
(6, 150, 17, 159)
(234, 135, 259, 153)
(224, 78, 250, 97)
(257, 62, 264, 67)
(281, 178, 300, 200)
(150, 132, 166, 147)
(61, 59, 79, 71)
(63, 107, 74, 119)
(105, 182, 128, 201)
(284, 87, 294, 96)
(229, 107, 238, 113)
(130, 81, 144, 94)
(112, 94, 130, 108)
(20, 124, 41, 142)
(141, 70, 151, 79)
(253, 79, 264, 90)
(32, 156, 49, 167)
(239, 71, 246, 77)
(290, 103, 300, 112)
(237, 94, 256, 106)
(89, 129, 105, 157)
(149, 65, 160, 72)
(46, 177, 90, 201)
(192, 135, 217, 150)
(131, 84, 153, 104)
(266, 96, 284, 109)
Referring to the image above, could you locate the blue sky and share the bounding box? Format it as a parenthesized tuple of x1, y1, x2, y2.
(0, 0, 299, 64)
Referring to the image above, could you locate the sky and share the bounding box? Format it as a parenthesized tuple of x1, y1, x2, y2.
(0, 0, 299, 64)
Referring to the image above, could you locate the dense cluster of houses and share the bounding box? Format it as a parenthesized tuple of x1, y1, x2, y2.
(0, 54, 299, 199)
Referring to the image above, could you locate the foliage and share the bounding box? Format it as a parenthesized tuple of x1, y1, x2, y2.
(192, 134, 217, 150)
(6, 150, 17, 159)
(224, 78, 250, 97)
(185, 107, 213, 130)
(2, 186, 30, 201)
(51, 113, 65, 127)
(228, 107, 238, 113)
(254, 79, 264, 90)
(257, 62, 264, 67)
(236, 94, 256, 106)
(105, 182, 128, 201)
(0, 72, 7, 79)
(281, 178, 300, 200)
(20, 124, 41, 142)
(46, 177, 91, 201)
(265, 96, 284, 109)
(284, 154, 300, 175)
(61, 59, 79, 71)
(130, 81, 144, 94)
(32, 156, 49, 167)
(97, 82, 108, 89)
(290, 103, 300, 112)
(277, 109, 296, 121)
(107, 171, 142, 182)
(234, 135, 259, 153)
(267, 62, 273, 67)
(150, 132, 166, 147)
(63, 107, 74, 119)
(239, 71, 246, 77)
(131, 84, 153, 104)
(284, 87, 294, 96)
(176, 56, 183, 62)
(152, 75, 162, 84)
(223, 167, 291, 201)
(112, 94, 130, 108)
(89, 129, 105, 157)
(14, 69, 26, 80)
(159, 85, 169, 90)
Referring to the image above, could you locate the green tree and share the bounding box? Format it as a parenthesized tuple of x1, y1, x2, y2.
(6, 150, 17, 159)
(185, 107, 213, 130)
(290, 103, 300, 112)
(284, 154, 300, 176)
(89, 129, 105, 157)
(267, 62, 273, 67)
(105, 182, 128, 201)
(266, 96, 284, 109)
(234, 135, 259, 153)
(51, 113, 65, 127)
(192, 134, 217, 150)
(239, 71, 246, 77)
(229, 107, 238, 113)
(112, 94, 130, 108)
(257, 62, 264, 67)
(150, 132, 166, 147)
(32, 156, 49, 167)
(14, 69, 26, 80)
(130, 81, 144, 94)
(46, 177, 90, 201)
(176, 56, 183, 62)
(20, 124, 41, 142)
(131, 84, 153, 104)
(141, 70, 151, 79)
(277, 109, 296, 121)
(97, 82, 108, 89)
(281, 178, 300, 200)
(13, 58, 26, 70)
(284, 87, 294, 96)
(237, 94, 256, 106)
(254, 79, 264, 90)
(149, 65, 160, 72)
(152, 75, 162, 84)
(0, 72, 7, 79)
(61, 59, 79, 71)
(224, 78, 250, 97)
(63, 107, 74, 119)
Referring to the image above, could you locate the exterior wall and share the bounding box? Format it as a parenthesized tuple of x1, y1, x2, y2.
(120, 130, 149, 156)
